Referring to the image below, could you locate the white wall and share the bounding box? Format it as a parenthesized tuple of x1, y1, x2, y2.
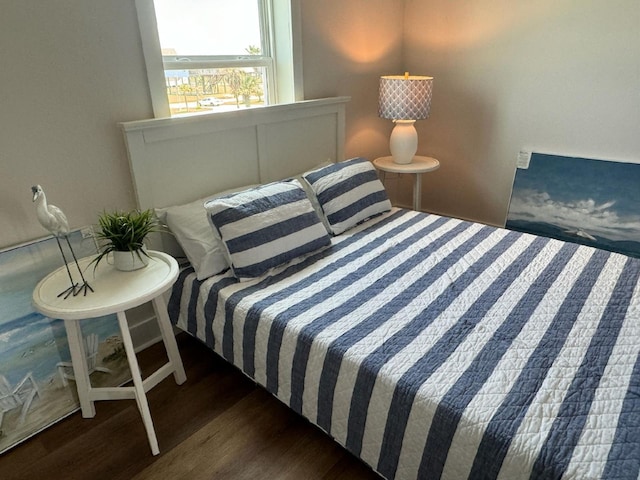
(403, 0, 640, 226)
(0, 0, 152, 249)
(300, 0, 404, 161)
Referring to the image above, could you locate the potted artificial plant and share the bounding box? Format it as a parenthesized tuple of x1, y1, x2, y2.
(91, 209, 164, 272)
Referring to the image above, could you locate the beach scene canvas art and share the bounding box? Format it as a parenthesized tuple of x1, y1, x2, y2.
(0, 230, 130, 454)
(506, 153, 640, 259)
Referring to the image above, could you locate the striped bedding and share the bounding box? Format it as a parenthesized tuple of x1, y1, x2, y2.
(168, 208, 640, 480)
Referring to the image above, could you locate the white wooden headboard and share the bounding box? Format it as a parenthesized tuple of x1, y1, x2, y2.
(120, 97, 350, 211)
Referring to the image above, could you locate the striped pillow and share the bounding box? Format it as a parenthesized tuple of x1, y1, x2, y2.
(205, 180, 331, 280)
(303, 157, 392, 235)
(155, 184, 259, 280)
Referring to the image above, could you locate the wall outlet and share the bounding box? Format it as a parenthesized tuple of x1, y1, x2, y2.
(517, 150, 532, 169)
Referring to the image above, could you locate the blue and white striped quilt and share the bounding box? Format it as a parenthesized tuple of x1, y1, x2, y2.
(168, 208, 640, 480)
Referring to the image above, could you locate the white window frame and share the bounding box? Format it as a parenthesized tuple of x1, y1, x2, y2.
(135, 0, 302, 118)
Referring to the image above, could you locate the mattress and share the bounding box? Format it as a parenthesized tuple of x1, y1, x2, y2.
(168, 208, 640, 480)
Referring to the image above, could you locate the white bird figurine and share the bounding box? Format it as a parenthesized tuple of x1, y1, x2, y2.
(32, 185, 93, 298)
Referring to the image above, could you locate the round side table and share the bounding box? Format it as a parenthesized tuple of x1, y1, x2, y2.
(373, 156, 440, 211)
(32, 250, 186, 456)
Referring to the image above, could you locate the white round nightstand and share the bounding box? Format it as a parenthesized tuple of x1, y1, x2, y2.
(32, 250, 186, 456)
(373, 156, 440, 211)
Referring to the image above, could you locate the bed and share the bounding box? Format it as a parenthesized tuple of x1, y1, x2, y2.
(121, 98, 640, 480)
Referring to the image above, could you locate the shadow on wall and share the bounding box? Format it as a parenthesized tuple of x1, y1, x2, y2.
(0, 189, 32, 249)
(412, 79, 499, 222)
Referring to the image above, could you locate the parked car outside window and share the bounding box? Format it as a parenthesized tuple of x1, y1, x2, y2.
(198, 97, 224, 107)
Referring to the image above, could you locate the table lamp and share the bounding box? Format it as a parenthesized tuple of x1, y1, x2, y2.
(378, 73, 433, 164)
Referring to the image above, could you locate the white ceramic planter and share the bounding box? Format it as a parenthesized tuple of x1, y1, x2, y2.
(113, 250, 149, 271)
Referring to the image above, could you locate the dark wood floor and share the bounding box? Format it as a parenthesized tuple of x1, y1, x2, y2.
(0, 334, 379, 480)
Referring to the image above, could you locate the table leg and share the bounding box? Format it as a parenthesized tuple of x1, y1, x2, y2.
(116, 311, 160, 456)
(152, 294, 187, 385)
(414, 172, 422, 211)
(64, 320, 95, 417)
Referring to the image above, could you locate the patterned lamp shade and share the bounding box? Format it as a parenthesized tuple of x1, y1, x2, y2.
(378, 75, 434, 120)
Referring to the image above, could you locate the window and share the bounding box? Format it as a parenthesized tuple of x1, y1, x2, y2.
(135, 0, 301, 117)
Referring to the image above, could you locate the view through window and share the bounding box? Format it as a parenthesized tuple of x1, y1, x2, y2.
(153, 0, 274, 115)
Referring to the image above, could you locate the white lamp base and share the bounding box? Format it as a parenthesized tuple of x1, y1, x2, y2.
(389, 120, 417, 164)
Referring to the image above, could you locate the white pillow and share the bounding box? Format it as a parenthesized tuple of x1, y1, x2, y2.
(302, 157, 392, 235)
(156, 185, 257, 280)
(205, 179, 331, 281)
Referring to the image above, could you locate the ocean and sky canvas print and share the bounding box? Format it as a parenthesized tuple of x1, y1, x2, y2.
(0, 230, 130, 454)
(506, 153, 640, 258)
